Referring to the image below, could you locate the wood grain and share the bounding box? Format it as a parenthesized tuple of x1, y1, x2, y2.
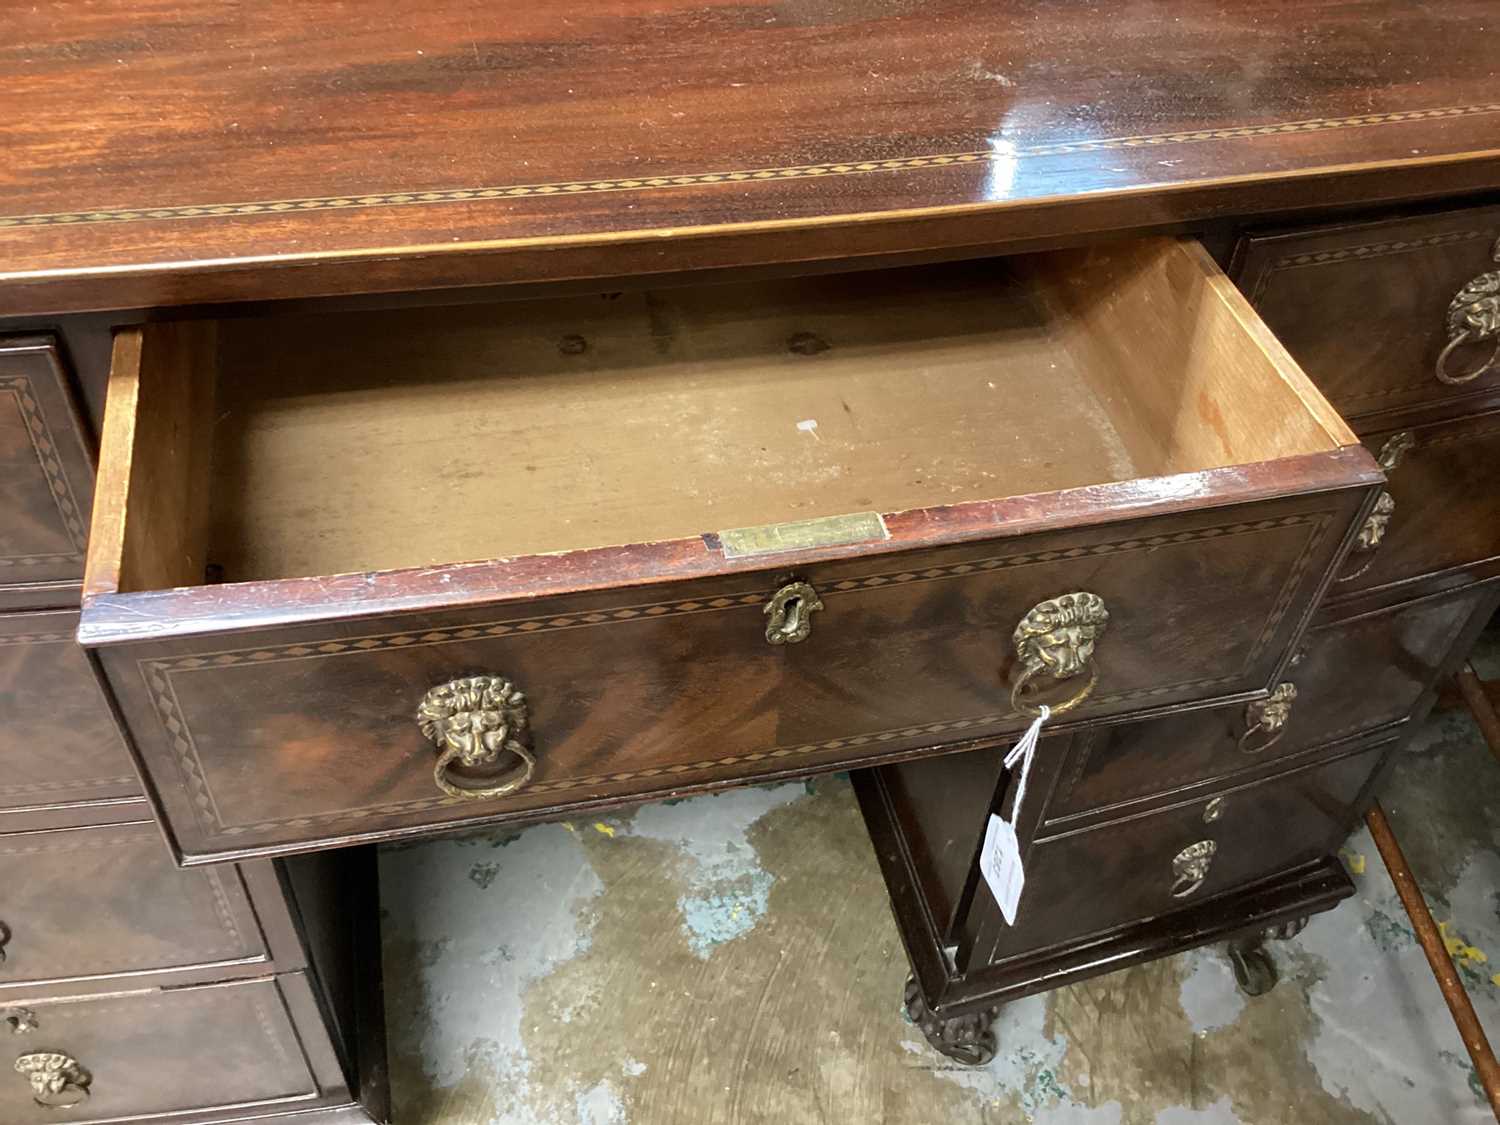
(0, 337, 96, 604)
(1026, 239, 1355, 474)
(0, 975, 358, 1125)
(84, 322, 217, 600)
(0, 609, 142, 829)
(1233, 203, 1500, 426)
(1, 1, 1498, 313)
(183, 240, 1347, 583)
(1332, 408, 1500, 601)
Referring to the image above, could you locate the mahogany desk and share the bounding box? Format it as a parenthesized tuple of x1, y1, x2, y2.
(1, 1, 1498, 1115)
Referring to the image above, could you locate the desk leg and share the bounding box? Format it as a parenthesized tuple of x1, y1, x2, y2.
(903, 976, 1000, 1066)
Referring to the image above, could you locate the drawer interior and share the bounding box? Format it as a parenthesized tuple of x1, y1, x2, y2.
(93, 238, 1353, 593)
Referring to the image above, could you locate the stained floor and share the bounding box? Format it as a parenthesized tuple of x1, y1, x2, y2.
(380, 636, 1500, 1124)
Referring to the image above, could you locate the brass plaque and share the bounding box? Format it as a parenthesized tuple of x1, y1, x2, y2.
(719, 511, 888, 559)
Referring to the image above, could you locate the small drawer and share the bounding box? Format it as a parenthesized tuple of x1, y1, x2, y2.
(0, 974, 350, 1123)
(0, 338, 95, 605)
(1330, 409, 1500, 598)
(1234, 206, 1500, 422)
(1042, 583, 1497, 824)
(0, 822, 271, 997)
(78, 239, 1377, 862)
(0, 610, 142, 829)
(984, 743, 1385, 964)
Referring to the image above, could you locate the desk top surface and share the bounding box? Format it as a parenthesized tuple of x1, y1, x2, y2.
(3, 0, 1500, 314)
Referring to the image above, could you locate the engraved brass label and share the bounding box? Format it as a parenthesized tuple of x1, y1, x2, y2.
(720, 512, 888, 559)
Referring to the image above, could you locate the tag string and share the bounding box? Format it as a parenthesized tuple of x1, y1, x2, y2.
(1002, 704, 1050, 831)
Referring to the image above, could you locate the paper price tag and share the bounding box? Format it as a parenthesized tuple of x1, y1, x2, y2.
(980, 813, 1025, 926)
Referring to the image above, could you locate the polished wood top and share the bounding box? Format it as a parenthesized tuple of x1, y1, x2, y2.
(3, 0, 1499, 314)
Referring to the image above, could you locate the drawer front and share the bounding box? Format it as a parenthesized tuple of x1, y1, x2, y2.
(0, 611, 141, 824)
(0, 976, 324, 1123)
(1235, 207, 1500, 421)
(1043, 584, 1495, 823)
(1333, 410, 1500, 597)
(0, 339, 94, 600)
(97, 489, 1363, 862)
(985, 744, 1385, 964)
(0, 822, 268, 994)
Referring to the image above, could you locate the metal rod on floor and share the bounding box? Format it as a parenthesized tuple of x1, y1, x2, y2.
(1455, 663, 1500, 762)
(1365, 801, 1500, 1121)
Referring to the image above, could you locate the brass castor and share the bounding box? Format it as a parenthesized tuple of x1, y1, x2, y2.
(1226, 915, 1309, 997)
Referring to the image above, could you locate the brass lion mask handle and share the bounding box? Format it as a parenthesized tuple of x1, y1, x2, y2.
(417, 675, 535, 801)
(1434, 242, 1500, 385)
(1239, 682, 1297, 755)
(1170, 840, 1217, 899)
(15, 1051, 91, 1108)
(1010, 592, 1109, 718)
(1338, 490, 1394, 582)
(1338, 431, 1412, 583)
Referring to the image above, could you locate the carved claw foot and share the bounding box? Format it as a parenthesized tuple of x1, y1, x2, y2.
(903, 975, 998, 1066)
(1225, 915, 1309, 997)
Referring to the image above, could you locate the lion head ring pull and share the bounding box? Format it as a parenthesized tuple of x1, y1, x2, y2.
(417, 675, 535, 801)
(1239, 682, 1297, 755)
(15, 1051, 91, 1108)
(764, 580, 823, 645)
(1170, 841, 1217, 899)
(1339, 431, 1413, 583)
(1434, 243, 1500, 385)
(1010, 592, 1109, 717)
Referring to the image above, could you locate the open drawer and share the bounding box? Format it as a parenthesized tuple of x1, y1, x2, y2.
(77, 239, 1380, 863)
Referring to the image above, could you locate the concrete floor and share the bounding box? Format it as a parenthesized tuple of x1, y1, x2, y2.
(380, 631, 1500, 1124)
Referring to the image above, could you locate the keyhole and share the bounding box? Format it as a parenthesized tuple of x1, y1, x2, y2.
(779, 595, 803, 636)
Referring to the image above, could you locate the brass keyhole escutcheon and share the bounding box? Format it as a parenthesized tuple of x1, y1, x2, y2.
(764, 581, 823, 645)
(1239, 683, 1297, 755)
